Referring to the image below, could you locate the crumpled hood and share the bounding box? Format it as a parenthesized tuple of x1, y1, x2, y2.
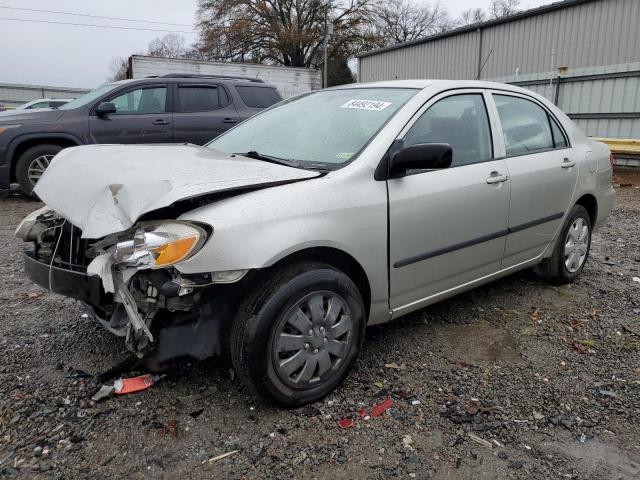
(35, 144, 320, 238)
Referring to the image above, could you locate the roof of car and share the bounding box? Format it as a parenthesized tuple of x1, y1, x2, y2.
(112, 76, 277, 88)
(335, 79, 533, 95)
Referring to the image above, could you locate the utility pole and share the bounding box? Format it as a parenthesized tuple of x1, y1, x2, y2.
(323, 4, 333, 88)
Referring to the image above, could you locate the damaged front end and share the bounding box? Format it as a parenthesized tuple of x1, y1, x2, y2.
(17, 208, 241, 366)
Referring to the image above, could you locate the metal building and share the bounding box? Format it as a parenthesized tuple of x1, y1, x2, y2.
(0, 83, 89, 109)
(357, 0, 640, 140)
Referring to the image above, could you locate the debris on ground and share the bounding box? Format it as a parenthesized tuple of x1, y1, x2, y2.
(65, 368, 91, 379)
(384, 362, 406, 370)
(467, 432, 492, 448)
(91, 385, 115, 402)
(370, 396, 393, 417)
(572, 339, 596, 354)
(204, 450, 239, 464)
(338, 418, 354, 429)
(177, 387, 217, 407)
(598, 389, 619, 398)
(402, 434, 414, 451)
(113, 374, 164, 395)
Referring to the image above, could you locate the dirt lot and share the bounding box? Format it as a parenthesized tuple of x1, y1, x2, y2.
(1, 168, 639, 479)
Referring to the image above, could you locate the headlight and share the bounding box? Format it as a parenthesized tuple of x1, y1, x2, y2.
(113, 222, 207, 269)
(15, 206, 57, 241)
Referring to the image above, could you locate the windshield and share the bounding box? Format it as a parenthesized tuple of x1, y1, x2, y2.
(208, 88, 417, 168)
(58, 83, 121, 110)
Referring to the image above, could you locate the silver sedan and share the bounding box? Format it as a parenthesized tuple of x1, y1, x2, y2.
(17, 80, 615, 405)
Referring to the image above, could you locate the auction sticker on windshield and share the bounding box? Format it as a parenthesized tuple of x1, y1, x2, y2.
(341, 99, 391, 111)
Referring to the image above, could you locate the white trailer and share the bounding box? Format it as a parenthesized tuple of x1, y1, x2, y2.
(127, 55, 321, 98)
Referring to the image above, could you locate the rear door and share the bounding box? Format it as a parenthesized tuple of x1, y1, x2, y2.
(88, 84, 171, 144)
(388, 90, 511, 312)
(490, 92, 578, 268)
(172, 84, 240, 145)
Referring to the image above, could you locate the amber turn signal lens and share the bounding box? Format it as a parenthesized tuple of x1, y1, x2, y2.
(154, 236, 199, 266)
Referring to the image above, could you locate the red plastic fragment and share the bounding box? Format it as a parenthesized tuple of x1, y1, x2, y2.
(358, 408, 367, 418)
(113, 374, 156, 395)
(370, 396, 393, 417)
(338, 418, 354, 429)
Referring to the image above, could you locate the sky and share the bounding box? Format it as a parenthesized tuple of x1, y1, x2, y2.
(0, 0, 555, 89)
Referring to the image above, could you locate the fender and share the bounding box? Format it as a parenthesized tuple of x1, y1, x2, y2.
(7, 131, 83, 166)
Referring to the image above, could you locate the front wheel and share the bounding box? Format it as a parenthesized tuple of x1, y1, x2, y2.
(534, 204, 592, 284)
(230, 262, 365, 406)
(15, 144, 64, 196)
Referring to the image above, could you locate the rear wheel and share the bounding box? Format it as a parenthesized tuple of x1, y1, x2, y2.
(230, 262, 365, 406)
(15, 144, 64, 196)
(534, 204, 592, 284)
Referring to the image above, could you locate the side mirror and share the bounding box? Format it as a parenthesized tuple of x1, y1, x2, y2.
(390, 142, 453, 174)
(95, 102, 116, 117)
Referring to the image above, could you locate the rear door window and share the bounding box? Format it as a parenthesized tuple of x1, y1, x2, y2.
(493, 94, 555, 156)
(235, 86, 281, 108)
(177, 85, 227, 112)
(403, 93, 493, 167)
(550, 116, 568, 148)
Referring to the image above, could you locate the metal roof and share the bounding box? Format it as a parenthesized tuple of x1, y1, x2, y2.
(357, 0, 598, 59)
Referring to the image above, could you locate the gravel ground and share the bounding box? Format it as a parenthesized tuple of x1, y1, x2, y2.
(1, 168, 639, 479)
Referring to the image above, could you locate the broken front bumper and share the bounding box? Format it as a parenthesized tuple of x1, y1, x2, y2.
(23, 250, 111, 306)
(23, 249, 230, 368)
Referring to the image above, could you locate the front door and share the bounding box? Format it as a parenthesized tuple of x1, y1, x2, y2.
(491, 93, 579, 268)
(89, 84, 172, 144)
(388, 91, 510, 313)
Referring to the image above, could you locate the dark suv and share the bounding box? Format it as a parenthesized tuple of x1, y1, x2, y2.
(0, 74, 282, 195)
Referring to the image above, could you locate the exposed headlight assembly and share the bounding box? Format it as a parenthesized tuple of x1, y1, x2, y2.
(113, 222, 207, 269)
(15, 206, 61, 241)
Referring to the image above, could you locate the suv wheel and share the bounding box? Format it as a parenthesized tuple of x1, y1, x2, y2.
(230, 262, 365, 406)
(16, 144, 64, 196)
(534, 205, 592, 284)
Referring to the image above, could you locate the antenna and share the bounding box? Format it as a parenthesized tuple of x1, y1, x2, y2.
(476, 49, 493, 80)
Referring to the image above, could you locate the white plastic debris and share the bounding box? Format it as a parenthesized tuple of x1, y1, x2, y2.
(91, 385, 115, 402)
(87, 254, 115, 293)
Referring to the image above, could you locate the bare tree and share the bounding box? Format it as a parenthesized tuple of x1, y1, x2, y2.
(372, 0, 451, 46)
(196, 0, 378, 68)
(148, 33, 188, 58)
(459, 8, 486, 26)
(107, 56, 128, 82)
(489, 0, 520, 19)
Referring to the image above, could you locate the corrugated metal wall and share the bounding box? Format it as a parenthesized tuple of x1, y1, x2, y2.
(359, 30, 479, 81)
(358, 0, 640, 138)
(0, 83, 89, 108)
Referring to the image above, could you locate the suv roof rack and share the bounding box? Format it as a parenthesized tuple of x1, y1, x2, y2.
(156, 73, 265, 83)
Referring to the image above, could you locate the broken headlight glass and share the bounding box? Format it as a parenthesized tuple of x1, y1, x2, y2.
(113, 222, 206, 269)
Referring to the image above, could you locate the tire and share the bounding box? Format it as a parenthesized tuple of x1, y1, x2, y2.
(230, 262, 366, 407)
(15, 144, 65, 196)
(534, 205, 592, 284)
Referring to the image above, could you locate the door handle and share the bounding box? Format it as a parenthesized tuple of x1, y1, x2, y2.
(561, 158, 576, 168)
(486, 172, 509, 184)
(152, 119, 170, 126)
(222, 118, 238, 124)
